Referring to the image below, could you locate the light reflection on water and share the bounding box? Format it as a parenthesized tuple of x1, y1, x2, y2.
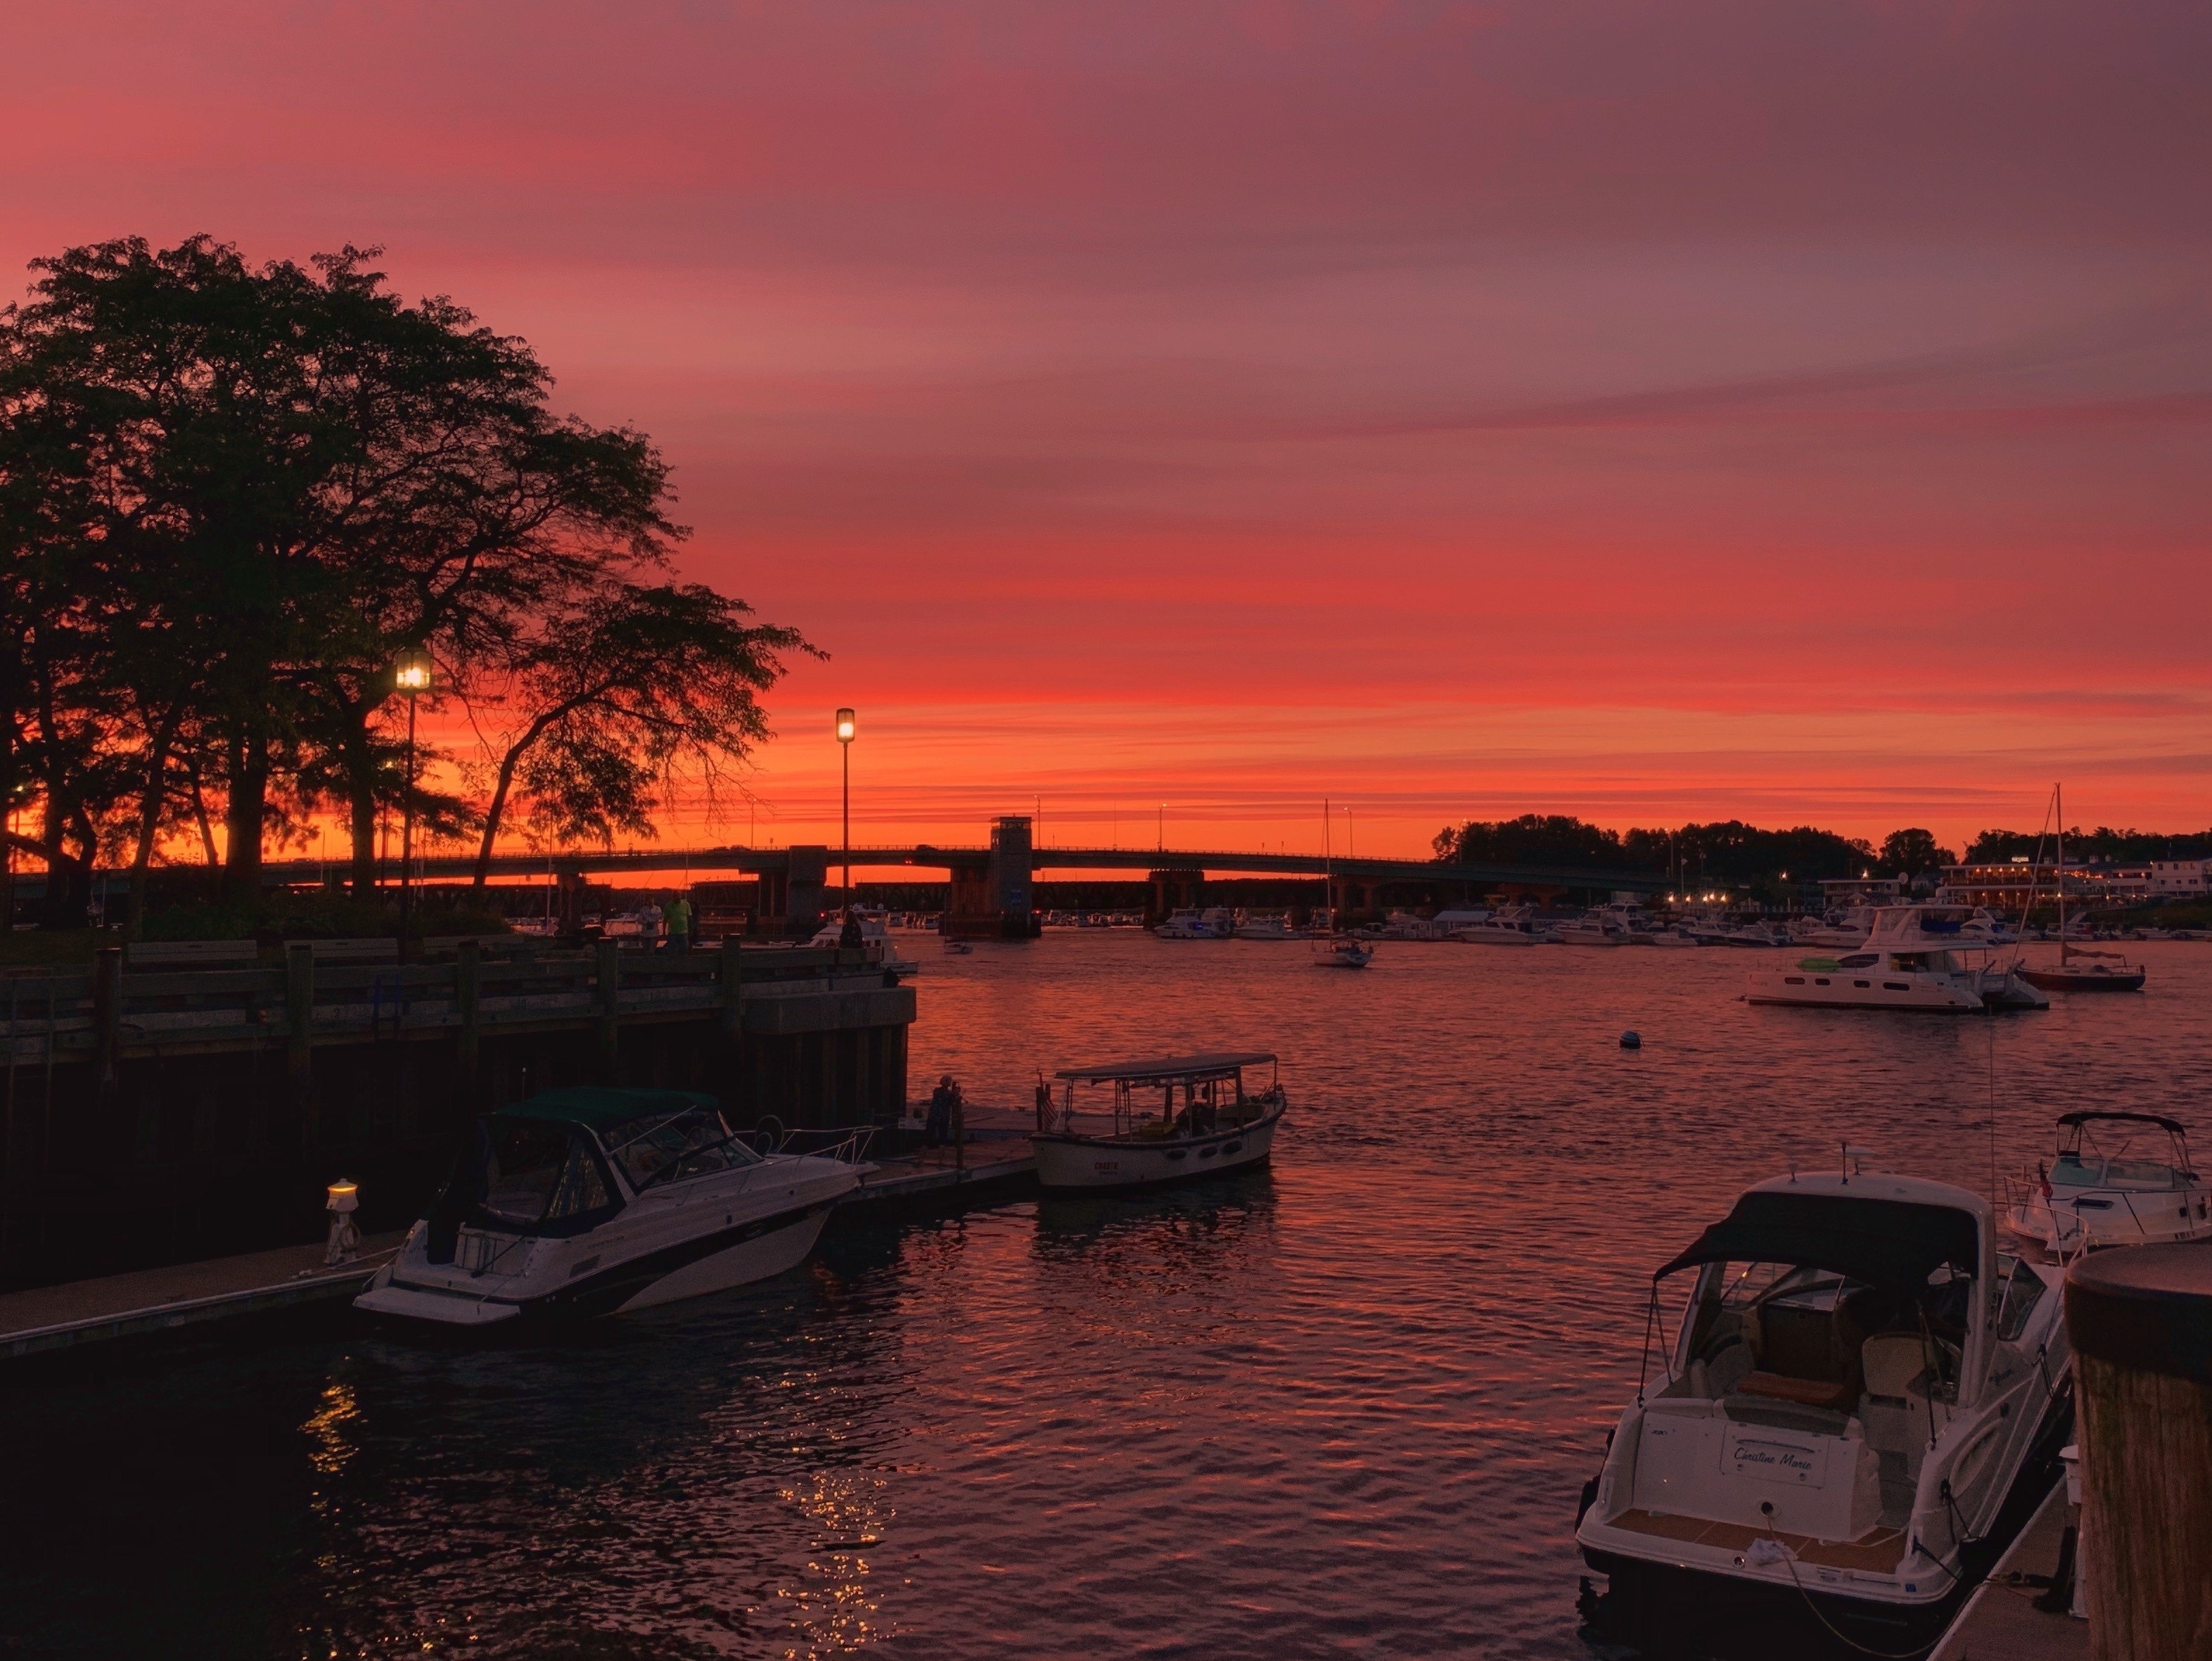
(3, 936, 2207, 1659)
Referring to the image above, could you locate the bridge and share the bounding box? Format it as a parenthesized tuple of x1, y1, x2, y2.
(261, 815, 1664, 938)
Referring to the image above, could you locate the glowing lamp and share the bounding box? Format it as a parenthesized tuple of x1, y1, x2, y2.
(393, 648, 433, 694)
(835, 707, 856, 744)
(326, 1179, 359, 1214)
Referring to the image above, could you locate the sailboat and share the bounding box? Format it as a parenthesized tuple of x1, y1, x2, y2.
(1312, 798, 1373, 968)
(2018, 785, 2146, 993)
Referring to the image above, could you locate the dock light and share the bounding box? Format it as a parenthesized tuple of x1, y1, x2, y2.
(325, 1179, 362, 1267)
(391, 649, 434, 953)
(835, 709, 857, 935)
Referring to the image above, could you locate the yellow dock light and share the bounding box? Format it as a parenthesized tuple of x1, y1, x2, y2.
(834, 709, 857, 928)
(392, 648, 434, 694)
(325, 1178, 362, 1266)
(835, 707, 856, 744)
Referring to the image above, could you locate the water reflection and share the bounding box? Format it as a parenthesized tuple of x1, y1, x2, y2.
(1, 938, 2206, 1658)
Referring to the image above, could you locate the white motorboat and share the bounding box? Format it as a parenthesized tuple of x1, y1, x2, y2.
(1453, 905, 1554, 946)
(355, 1088, 862, 1327)
(1554, 912, 1632, 947)
(1034, 1052, 1286, 1191)
(1576, 1164, 2073, 1650)
(1647, 924, 1703, 948)
(810, 908, 921, 977)
(1718, 920, 1791, 948)
(1156, 906, 1234, 940)
(1234, 911, 1303, 940)
(1791, 907, 1877, 950)
(1745, 908, 2047, 1012)
(2002, 1112, 2212, 1254)
(1313, 937, 1374, 969)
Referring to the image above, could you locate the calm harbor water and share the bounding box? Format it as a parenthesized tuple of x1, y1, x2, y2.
(5, 935, 2208, 1659)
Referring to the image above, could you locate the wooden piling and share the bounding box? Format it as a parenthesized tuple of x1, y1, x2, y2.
(594, 938, 622, 1076)
(454, 938, 480, 1083)
(2064, 1244, 2212, 1661)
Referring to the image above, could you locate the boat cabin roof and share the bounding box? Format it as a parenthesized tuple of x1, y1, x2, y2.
(1656, 1173, 1983, 1292)
(499, 1086, 720, 1132)
(2059, 1109, 2185, 1135)
(1056, 1052, 1276, 1085)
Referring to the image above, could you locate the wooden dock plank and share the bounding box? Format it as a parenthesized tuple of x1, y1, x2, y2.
(1929, 1484, 2084, 1661)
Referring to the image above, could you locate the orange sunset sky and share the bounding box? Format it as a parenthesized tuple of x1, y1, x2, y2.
(6, 2, 2209, 866)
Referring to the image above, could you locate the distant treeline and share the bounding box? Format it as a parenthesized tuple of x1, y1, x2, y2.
(1432, 814, 2212, 887)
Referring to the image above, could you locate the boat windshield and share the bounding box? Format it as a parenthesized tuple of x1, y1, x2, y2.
(479, 1117, 618, 1229)
(1677, 1259, 1972, 1406)
(599, 1105, 761, 1193)
(2051, 1152, 2180, 1190)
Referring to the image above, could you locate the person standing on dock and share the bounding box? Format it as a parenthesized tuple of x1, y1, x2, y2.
(663, 893, 692, 953)
(1035, 1073, 1053, 1132)
(927, 1075, 954, 1145)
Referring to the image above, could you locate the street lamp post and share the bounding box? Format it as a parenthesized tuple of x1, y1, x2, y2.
(835, 708, 856, 936)
(393, 648, 433, 952)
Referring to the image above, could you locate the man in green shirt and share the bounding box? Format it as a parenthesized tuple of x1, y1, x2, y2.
(663, 893, 693, 952)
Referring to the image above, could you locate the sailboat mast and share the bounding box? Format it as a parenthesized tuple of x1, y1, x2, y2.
(2056, 782, 2066, 957)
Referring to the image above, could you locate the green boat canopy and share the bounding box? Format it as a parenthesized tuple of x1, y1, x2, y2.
(500, 1087, 720, 1132)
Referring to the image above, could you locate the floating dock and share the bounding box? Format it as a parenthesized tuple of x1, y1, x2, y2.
(1929, 1483, 2084, 1661)
(0, 1131, 1037, 1361)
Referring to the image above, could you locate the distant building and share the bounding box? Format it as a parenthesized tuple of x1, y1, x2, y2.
(1939, 860, 2154, 905)
(1819, 877, 1907, 908)
(2152, 859, 2209, 896)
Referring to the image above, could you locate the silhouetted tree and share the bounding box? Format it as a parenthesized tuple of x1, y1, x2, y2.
(1879, 827, 1957, 877)
(468, 583, 814, 885)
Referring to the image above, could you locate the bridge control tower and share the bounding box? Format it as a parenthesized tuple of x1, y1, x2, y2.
(943, 815, 1042, 938)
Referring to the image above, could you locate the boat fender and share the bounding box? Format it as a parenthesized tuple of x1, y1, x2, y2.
(1618, 1031, 1641, 1050)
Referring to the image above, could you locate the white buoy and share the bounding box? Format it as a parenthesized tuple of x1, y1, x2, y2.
(325, 1178, 361, 1266)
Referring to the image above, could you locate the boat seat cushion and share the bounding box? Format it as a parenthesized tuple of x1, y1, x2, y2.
(1737, 1370, 1858, 1412)
(1861, 1333, 1929, 1401)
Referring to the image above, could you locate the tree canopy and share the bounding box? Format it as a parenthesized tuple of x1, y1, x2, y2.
(0, 235, 808, 929)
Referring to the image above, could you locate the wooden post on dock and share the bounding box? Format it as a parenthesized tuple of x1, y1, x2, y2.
(718, 936, 746, 1113)
(455, 939, 480, 1086)
(2064, 1244, 2212, 1661)
(285, 941, 314, 1107)
(595, 938, 622, 1078)
(92, 946, 122, 1105)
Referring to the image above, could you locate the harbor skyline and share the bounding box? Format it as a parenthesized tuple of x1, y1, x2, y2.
(5, 3, 2208, 860)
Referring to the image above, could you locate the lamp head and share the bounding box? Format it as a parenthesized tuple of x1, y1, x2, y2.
(835, 707, 856, 744)
(393, 648, 434, 694)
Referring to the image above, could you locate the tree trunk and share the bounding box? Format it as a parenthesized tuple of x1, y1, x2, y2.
(122, 713, 181, 938)
(221, 723, 269, 908)
(472, 747, 526, 888)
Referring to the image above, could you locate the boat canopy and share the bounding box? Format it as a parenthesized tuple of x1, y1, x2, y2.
(2059, 1109, 2186, 1134)
(501, 1087, 720, 1133)
(1656, 1190, 1980, 1292)
(1055, 1052, 1276, 1085)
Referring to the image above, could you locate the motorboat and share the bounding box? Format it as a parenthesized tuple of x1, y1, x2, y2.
(1718, 920, 1791, 948)
(809, 908, 921, 978)
(1647, 924, 1703, 948)
(2002, 1112, 2211, 1254)
(1575, 1164, 2073, 1650)
(1745, 908, 2047, 1012)
(1156, 906, 1234, 940)
(1554, 912, 1632, 947)
(1455, 905, 1554, 946)
(1313, 937, 1374, 969)
(942, 938, 974, 955)
(1234, 911, 1303, 940)
(1035, 1052, 1287, 1190)
(1373, 910, 1448, 941)
(355, 1088, 862, 1327)
(1791, 907, 1875, 949)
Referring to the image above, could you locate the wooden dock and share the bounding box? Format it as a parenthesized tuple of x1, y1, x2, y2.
(1929, 1484, 2085, 1661)
(0, 1130, 1036, 1361)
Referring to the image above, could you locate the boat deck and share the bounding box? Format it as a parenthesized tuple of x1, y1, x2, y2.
(1607, 1507, 1907, 1572)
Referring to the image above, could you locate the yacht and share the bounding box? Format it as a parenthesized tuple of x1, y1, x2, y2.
(1234, 911, 1302, 940)
(1718, 920, 1791, 948)
(1554, 912, 1632, 947)
(1647, 922, 1703, 948)
(1745, 908, 2047, 1012)
(1575, 1164, 2073, 1650)
(809, 908, 921, 977)
(1455, 905, 1554, 946)
(1035, 1052, 1287, 1190)
(2002, 1112, 2211, 1254)
(1156, 907, 1234, 940)
(356, 1088, 862, 1327)
(1791, 908, 1875, 949)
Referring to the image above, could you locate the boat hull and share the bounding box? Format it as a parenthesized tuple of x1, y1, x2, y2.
(1746, 969, 1983, 1011)
(2018, 967, 2144, 993)
(1034, 1108, 1283, 1191)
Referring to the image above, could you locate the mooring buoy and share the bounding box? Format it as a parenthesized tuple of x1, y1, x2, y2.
(1619, 1031, 1641, 1050)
